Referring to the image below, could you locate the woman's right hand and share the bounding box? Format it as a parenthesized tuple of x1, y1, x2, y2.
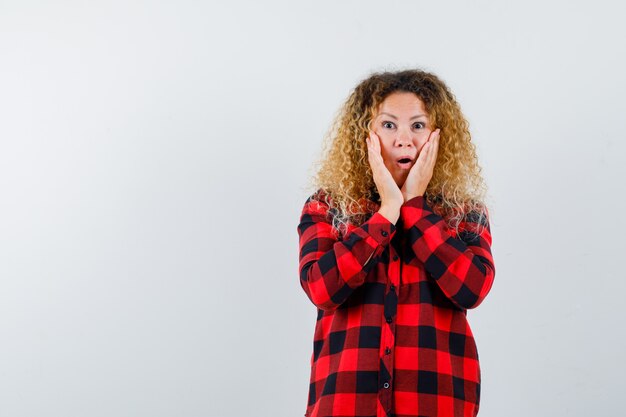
(366, 131, 403, 222)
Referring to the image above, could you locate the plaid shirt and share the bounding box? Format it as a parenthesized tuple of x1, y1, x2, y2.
(297, 190, 495, 417)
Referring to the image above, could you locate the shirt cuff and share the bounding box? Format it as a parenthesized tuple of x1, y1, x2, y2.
(366, 211, 397, 246)
(402, 195, 431, 208)
(400, 195, 438, 230)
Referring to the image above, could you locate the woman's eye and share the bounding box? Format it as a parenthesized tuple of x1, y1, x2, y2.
(382, 121, 395, 129)
(413, 122, 425, 129)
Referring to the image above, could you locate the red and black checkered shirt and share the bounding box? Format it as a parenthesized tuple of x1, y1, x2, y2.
(297, 189, 496, 417)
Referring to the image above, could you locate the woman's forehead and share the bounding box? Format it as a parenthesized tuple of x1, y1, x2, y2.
(374, 97, 429, 120)
(379, 91, 426, 108)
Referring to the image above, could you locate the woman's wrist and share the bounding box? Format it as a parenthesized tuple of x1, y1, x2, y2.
(377, 204, 400, 224)
(403, 193, 423, 203)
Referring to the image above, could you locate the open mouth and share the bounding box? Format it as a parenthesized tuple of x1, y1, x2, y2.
(396, 158, 413, 169)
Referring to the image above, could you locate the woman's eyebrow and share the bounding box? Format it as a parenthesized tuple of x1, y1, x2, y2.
(379, 112, 427, 120)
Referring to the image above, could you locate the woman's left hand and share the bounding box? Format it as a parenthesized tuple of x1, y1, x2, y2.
(401, 128, 440, 202)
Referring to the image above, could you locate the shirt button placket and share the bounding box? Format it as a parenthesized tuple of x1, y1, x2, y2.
(380, 228, 397, 416)
(381, 277, 397, 415)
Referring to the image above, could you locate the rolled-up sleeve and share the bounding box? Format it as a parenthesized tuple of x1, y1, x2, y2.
(400, 195, 496, 309)
(298, 195, 396, 311)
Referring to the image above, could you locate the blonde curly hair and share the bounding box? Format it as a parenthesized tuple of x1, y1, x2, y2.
(304, 68, 492, 239)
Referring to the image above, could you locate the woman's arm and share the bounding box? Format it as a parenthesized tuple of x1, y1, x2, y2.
(400, 195, 496, 310)
(297, 195, 396, 311)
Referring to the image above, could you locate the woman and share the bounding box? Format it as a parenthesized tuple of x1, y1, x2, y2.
(297, 69, 496, 417)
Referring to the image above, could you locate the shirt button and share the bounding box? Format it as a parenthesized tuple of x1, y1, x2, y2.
(386, 317, 392, 323)
(383, 382, 390, 389)
(381, 230, 388, 237)
(393, 255, 399, 261)
(385, 347, 391, 354)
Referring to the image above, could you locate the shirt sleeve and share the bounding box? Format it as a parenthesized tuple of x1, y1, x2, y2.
(400, 195, 496, 310)
(297, 195, 396, 311)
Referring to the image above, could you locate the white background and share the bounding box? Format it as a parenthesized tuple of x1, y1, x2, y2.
(1, 1, 624, 416)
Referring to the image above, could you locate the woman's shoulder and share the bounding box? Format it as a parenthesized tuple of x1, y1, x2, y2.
(302, 187, 384, 217)
(301, 188, 333, 216)
(304, 188, 330, 205)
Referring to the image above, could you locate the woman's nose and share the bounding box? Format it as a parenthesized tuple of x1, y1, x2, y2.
(394, 130, 413, 147)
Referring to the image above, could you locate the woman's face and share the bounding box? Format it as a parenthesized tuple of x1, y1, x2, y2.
(371, 91, 434, 188)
